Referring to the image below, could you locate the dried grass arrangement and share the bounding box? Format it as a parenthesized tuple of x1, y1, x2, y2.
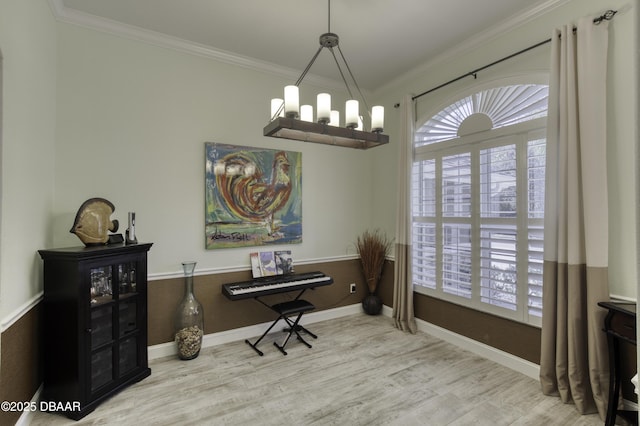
(355, 229, 392, 294)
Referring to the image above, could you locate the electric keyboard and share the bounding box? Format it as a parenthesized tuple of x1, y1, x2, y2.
(222, 271, 333, 300)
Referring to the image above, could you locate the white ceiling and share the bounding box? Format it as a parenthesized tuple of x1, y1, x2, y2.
(54, 0, 563, 91)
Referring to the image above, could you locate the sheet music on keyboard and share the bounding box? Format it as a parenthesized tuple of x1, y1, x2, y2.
(221, 271, 333, 300)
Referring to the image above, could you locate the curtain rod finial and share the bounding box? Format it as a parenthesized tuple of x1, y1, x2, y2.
(593, 9, 617, 24)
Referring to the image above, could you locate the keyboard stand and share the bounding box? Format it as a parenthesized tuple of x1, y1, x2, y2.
(244, 290, 317, 356)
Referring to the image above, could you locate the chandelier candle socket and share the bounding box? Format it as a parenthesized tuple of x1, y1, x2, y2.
(263, 0, 388, 149)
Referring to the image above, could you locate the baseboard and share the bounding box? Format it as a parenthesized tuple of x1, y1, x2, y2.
(413, 316, 540, 380)
(16, 384, 42, 426)
(410, 318, 637, 412)
(361, 304, 540, 381)
(148, 303, 364, 360)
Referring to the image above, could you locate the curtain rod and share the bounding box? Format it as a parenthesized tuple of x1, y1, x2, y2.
(409, 9, 617, 103)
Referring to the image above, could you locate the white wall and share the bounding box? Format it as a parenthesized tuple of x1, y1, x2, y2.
(0, 1, 57, 324)
(0, 0, 635, 328)
(372, 0, 638, 299)
(54, 23, 377, 275)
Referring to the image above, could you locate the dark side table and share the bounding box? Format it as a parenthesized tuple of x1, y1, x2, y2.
(598, 301, 637, 426)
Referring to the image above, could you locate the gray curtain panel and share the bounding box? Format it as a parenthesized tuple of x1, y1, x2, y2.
(393, 94, 417, 334)
(539, 15, 611, 420)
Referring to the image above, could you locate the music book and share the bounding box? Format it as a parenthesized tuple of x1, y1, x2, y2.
(274, 250, 293, 275)
(259, 252, 277, 276)
(250, 252, 261, 278)
(250, 250, 293, 278)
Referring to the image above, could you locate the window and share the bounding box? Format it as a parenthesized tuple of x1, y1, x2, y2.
(412, 84, 548, 326)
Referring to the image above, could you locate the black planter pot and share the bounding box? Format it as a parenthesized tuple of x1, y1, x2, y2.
(362, 293, 383, 315)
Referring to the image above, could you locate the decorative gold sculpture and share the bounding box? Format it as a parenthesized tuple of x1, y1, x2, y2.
(70, 198, 119, 246)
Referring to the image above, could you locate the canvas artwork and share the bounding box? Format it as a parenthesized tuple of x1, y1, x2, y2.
(205, 143, 302, 249)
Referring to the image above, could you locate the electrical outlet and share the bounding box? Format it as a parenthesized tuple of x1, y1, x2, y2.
(349, 283, 356, 294)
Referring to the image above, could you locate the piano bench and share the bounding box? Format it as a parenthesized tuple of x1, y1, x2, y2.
(272, 299, 315, 316)
(244, 299, 317, 356)
(272, 299, 316, 355)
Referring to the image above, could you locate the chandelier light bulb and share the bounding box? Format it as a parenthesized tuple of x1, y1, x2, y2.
(371, 105, 384, 132)
(284, 85, 299, 118)
(345, 100, 359, 129)
(270, 98, 284, 120)
(329, 110, 340, 127)
(317, 93, 331, 124)
(300, 105, 314, 122)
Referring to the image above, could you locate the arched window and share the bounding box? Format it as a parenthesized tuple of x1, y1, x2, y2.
(411, 83, 548, 326)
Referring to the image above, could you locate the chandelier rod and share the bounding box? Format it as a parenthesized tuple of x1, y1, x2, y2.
(335, 45, 370, 118)
(325, 0, 370, 118)
(295, 46, 324, 87)
(327, 47, 353, 99)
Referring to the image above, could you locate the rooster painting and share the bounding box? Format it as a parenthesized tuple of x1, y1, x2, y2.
(205, 143, 302, 249)
(216, 150, 291, 234)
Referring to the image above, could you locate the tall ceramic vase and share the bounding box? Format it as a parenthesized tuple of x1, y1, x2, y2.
(174, 261, 204, 360)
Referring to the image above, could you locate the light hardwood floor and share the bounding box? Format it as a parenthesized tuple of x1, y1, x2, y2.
(30, 314, 604, 425)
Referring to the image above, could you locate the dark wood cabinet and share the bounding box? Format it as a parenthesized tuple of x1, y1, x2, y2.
(38, 243, 153, 420)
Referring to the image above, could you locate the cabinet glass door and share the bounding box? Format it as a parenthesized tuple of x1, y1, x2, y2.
(116, 260, 141, 377)
(90, 266, 113, 305)
(119, 337, 138, 377)
(89, 265, 115, 393)
(117, 262, 137, 298)
(91, 306, 113, 348)
(91, 347, 113, 392)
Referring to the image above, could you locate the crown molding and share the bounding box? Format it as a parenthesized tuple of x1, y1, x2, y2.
(47, 0, 346, 91)
(49, 0, 569, 96)
(377, 0, 572, 95)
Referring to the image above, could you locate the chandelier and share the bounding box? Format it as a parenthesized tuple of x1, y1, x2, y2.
(263, 0, 389, 149)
